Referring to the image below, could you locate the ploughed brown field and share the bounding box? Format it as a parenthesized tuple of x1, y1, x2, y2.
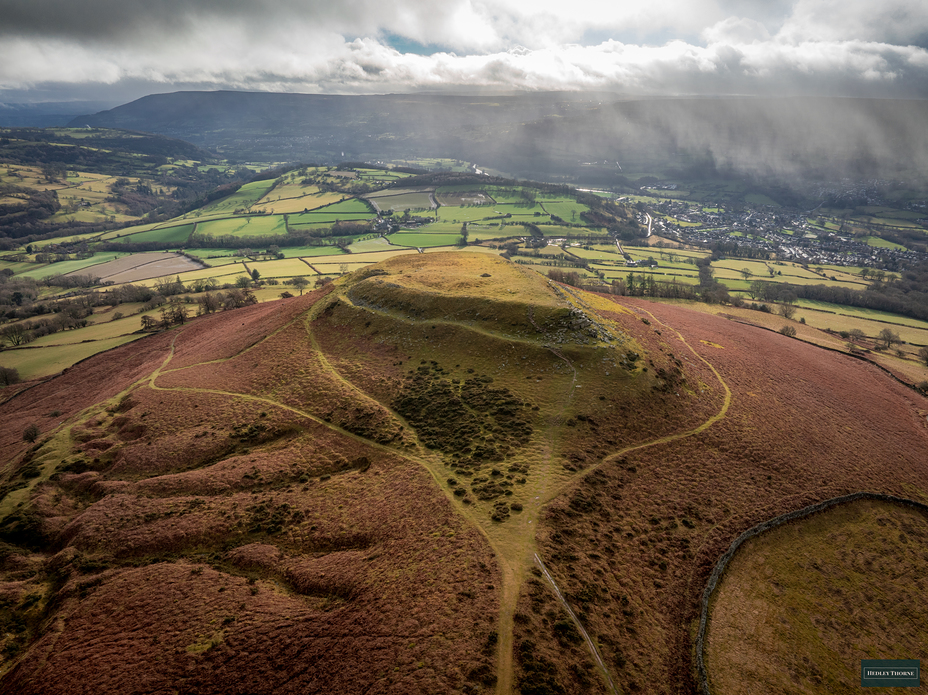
(0, 253, 926, 695)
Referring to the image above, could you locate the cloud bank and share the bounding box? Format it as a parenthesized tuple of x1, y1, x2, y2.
(1, 0, 927, 102)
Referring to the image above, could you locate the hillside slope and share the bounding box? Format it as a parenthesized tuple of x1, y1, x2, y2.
(0, 253, 926, 694)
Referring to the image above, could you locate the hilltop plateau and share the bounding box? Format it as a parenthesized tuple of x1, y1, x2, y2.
(0, 253, 927, 694)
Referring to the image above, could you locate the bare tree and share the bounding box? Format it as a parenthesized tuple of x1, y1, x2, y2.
(197, 292, 221, 315)
(290, 276, 309, 295)
(877, 328, 901, 350)
(0, 366, 20, 387)
(1, 323, 32, 347)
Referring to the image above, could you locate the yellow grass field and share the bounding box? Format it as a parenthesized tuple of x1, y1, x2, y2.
(255, 185, 344, 213)
(325, 249, 420, 264)
(2, 335, 144, 380)
(27, 312, 157, 347)
(246, 258, 318, 277)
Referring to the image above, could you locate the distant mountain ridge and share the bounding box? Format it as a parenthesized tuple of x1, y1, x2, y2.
(71, 91, 928, 184)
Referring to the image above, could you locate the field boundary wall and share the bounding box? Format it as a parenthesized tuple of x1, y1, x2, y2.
(695, 491, 928, 694)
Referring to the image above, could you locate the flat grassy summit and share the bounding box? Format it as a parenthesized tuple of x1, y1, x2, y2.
(342, 252, 625, 346)
(0, 253, 926, 695)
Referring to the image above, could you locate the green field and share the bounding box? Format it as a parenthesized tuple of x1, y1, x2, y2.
(368, 192, 434, 212)
(355, 168, 413, 181)
(437, 184, 496, 194)
(387, 233, 461, 247)
(278, 245, 347, 257)
(399, 221, 470, 235)
(114, 223, 195, 245)
(196, 216, 288, 239)
(347, 237, 396, 253)
(287, 199, 375, 227)
(31, 231, 105, 248)
(436, 206, 502, 223)
(541, 200, 591, 222)
(183, 249, 243, 266)
(482, 187, 536, 204)
(712, 260, 775, 278)
(566, 247, 624, 262)
(795, 299, 928, 330)
(172, 266, 251, 285)
(195, 180, 276, 216)
(389, 158, 470, 172)
(861, 236, 907, 250)
(12, 252, 130, 280)
(312, 198, 375, 215)
(98, 221, 166, 241)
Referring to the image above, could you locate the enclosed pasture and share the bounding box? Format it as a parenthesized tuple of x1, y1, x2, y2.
(195, 180, 276, 216)
(387, 232, 461, 247)
(76, 252, 204, 283)
(195, 215, 288, 239)
(113, 223, 195, 245)
(365, 190, 434, 212)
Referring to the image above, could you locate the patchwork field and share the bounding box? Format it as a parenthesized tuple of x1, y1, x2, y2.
(74, 252, 204, 283)
(436, 189, 496, 207)
(365, 190, 435, 212)
(12, 253, 130, 280)
(194, 180, 276, 216)
(195, 215, 288, 239)
(436, 205, 507, 223)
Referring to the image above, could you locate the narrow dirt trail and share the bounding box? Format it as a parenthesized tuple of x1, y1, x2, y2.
(492, 305, 581, 695)
(510, 301, 732, 694)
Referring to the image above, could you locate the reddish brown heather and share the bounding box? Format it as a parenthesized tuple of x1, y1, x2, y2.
(166, 287, 327, 371)
(1, 259, 926, 695)
(0, 288, 499, 694)
(0, 331, 174, 466)
(527, 297, 928, 695)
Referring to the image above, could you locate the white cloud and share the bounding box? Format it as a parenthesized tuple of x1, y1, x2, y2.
(778, 0, 928, 46)
(1, 0, 928, 101)
(703, 17, 772, 45)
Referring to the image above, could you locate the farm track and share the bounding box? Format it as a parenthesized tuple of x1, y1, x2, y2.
(124, 285, 733, 695)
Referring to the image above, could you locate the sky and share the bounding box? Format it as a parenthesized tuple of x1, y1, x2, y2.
(1, 0, 928, 107)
